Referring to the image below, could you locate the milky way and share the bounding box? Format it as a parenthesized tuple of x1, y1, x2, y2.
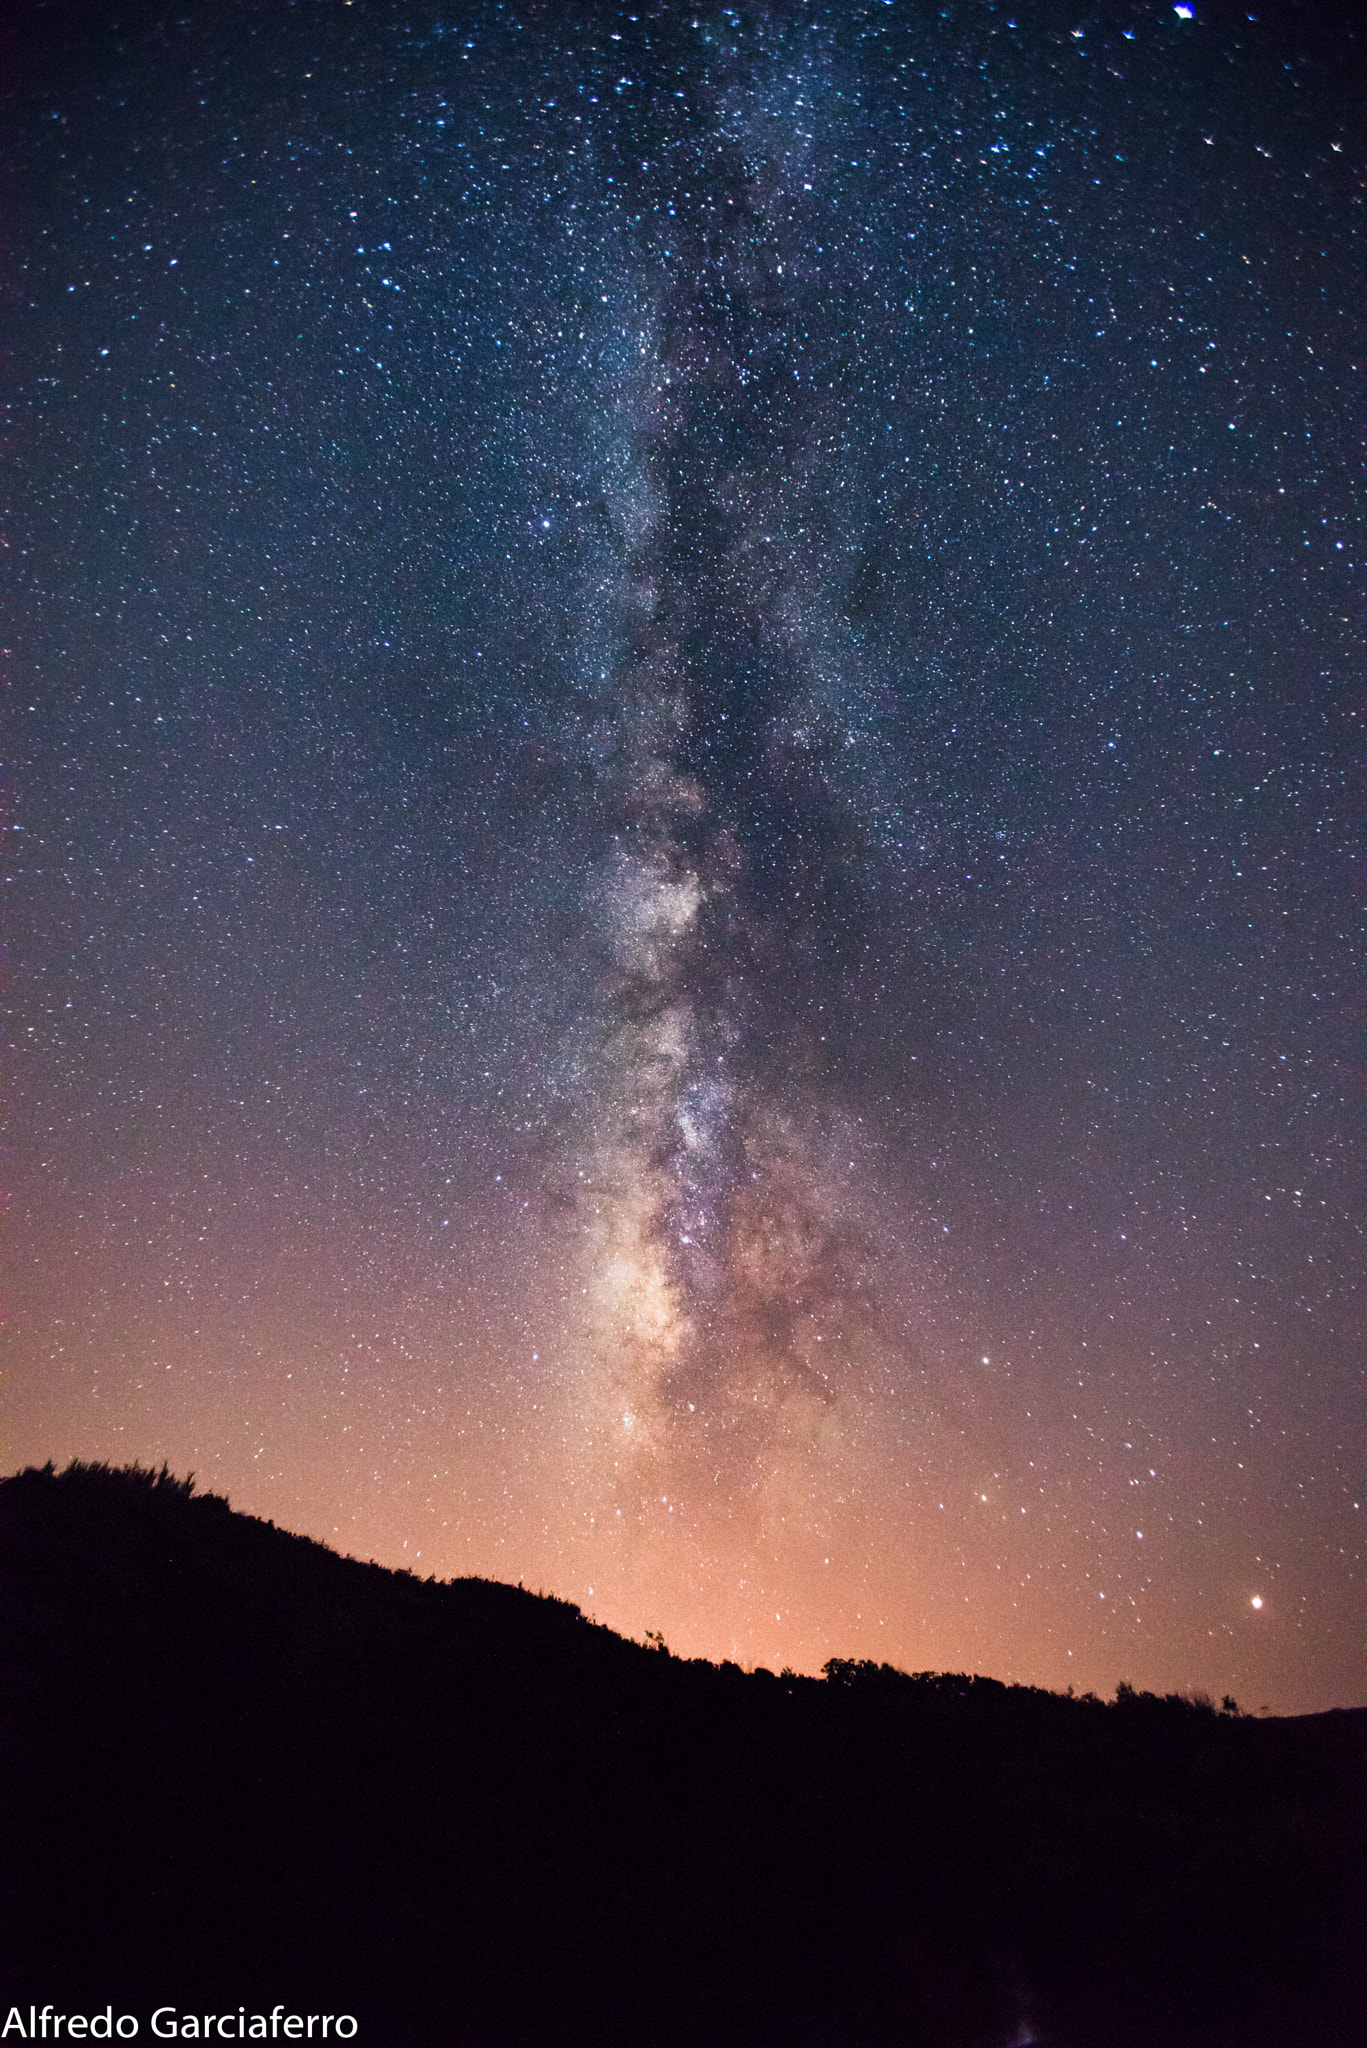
(8, 0, 1360, 1709)
(567, 86, 899, 1529)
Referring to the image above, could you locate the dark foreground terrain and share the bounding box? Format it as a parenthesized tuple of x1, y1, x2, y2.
(3, 1461, 1362, 2046)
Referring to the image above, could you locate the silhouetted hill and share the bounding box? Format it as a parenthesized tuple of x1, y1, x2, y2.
(3, 1461, 1362, 2046)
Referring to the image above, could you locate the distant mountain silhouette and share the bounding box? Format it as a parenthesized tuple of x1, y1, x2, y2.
(3, 1460, 1362, 2046)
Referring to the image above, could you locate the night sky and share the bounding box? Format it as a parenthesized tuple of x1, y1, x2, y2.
(8, 0, 1360, 1714)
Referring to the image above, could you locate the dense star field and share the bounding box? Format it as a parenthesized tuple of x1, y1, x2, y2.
(7, 0, 1359, 1713)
